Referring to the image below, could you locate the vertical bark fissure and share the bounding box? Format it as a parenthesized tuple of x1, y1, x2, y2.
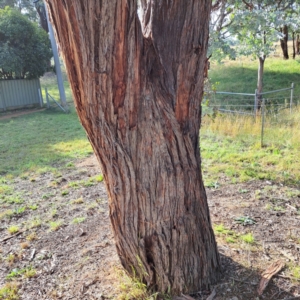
(46, 0, 220, 294)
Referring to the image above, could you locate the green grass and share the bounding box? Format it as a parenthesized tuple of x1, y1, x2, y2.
(28, 204, 38, 210)
(213, 224, 232, 235)
(7, 225, 19, 235)
(26, 232, 37, 241)
(0, 282, 19, 300)
(240, 233, 255, 244)
(67, 175, 104, 190)
(214, 224, 256, 245)
(201, 108, 300, 187)
(0, 66, 91, 178)
(0, 209, 13, 220)
(27, 218, 42, 229)
(6, 267, 36, 280)
(40, 67, 73, 103)
(6, 254, 16, 265)
(0, 108, 93, 177)
(72, 217, 86, 224)
(116, 269, 160, 300)
(48, 220, 63, 231)
(210, 56, 300, 98)
(70, 197, 84, 204)
(291, 266, 300, 280)
(213, 224, 239, 244)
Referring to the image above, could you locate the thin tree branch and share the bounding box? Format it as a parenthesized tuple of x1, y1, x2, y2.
(242, 0, 254, 10)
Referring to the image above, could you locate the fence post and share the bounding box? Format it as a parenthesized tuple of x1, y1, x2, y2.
(45, 88, 50, 108)
(38, 88, 43, 108)
(254, 89, 258, 118)
(290, 82, 294, 114)
(261, 98, 266, 148)
(45, 5, 69, 113)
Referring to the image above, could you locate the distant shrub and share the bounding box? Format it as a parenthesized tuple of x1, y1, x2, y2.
(0, 7, 52, 79)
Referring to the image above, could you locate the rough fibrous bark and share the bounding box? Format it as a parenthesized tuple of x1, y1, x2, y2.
(45, 0, 221, 294)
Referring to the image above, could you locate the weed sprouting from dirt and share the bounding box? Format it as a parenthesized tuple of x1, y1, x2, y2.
(71, 217, 86, 224)
(71, 197, 84, 204)
(7, 225, 19, 235)
(240, 233, 255, 244)
(6, 267, 36, 280)
(25, 232, 37, 241)
(48, 220, 63, 231)
(0, 281, 19, 300)
(290, 266, 300, 281)
(116, 269, 159, 300)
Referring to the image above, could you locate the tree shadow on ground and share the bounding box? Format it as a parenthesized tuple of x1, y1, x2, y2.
(214, 254, 297, 300)
(175, 254, 298, 300)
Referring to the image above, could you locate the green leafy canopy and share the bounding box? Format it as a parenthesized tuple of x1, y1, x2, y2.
(230, 7, 285, 59)
(0, 6, 52, 79)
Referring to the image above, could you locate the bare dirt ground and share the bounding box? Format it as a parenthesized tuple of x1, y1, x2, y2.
(0, 155, 300, 300)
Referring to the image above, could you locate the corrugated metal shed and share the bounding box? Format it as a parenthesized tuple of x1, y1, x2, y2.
(0, 79, 42, 111)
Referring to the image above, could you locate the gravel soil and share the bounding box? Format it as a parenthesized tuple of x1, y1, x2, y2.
(1, 155, 299, 300)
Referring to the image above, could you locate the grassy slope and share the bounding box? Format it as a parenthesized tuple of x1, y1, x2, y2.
(209, 56, 300, 98)
(202, 56, 300, 187)
(0, 109, 93, 177)
(1, 57, 299, 187)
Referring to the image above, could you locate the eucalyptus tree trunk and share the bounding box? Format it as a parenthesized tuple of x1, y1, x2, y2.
(45, 0, 220, 295)
(280, 25, 289, 60)
(292, 32, 296, 59)
(257, 56, 265, 108)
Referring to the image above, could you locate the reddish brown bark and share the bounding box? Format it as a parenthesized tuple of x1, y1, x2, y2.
(45, 0, 220, 295)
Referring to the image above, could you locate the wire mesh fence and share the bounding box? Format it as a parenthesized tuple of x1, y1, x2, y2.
(203, 83, 299, 147)
(207, 83, 295, 117)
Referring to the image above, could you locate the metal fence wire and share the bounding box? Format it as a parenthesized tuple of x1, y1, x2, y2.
(205, 83, 297, 147)
(209, 83, 295, 116)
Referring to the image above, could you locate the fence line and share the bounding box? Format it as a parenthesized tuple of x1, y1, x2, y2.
(209, 83, 297, 148)
(0, 79, 42, 111)
(45, 88, 67, 113)
(218, 109, 254, 115)
(215, 91, 255, 96)
(213, 83, 295, 117)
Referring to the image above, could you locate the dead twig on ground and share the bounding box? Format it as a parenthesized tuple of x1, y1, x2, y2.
(0, 231, 23, 243)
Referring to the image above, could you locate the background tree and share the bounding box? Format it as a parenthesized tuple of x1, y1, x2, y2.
(275, 0, 300, 60)
(209, 0, 237, 61)
(287, 1, 300, 58)
(45, 0, 221, 296)
(0, 6, 52, 79)
(0, 0, 37, 21)
(33, 0, 48, 33)
(280, 24, 289, 59)
(229, 1, 285, 103)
